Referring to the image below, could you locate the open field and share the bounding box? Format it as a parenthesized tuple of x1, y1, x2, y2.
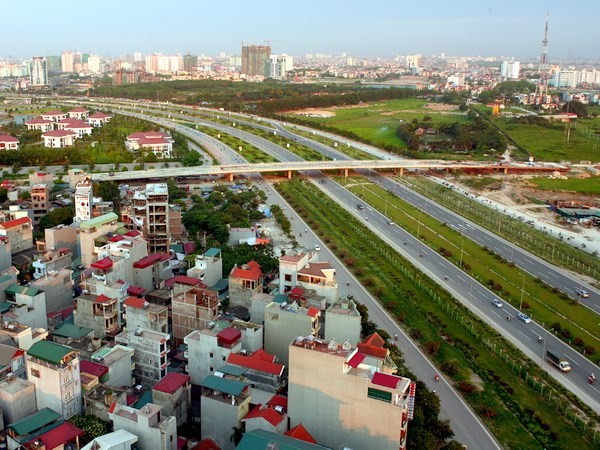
(286, 98, 471, 151)
(531, 176, 600, 195)
(277, 178, 598, 450)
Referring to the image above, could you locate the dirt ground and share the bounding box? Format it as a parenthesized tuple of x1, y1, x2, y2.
(287, 108, 336, 117)
(424, 103, 460, 111)
(258, 217, 296, 256)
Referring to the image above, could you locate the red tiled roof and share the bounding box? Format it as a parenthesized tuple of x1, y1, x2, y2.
(42, 130, 77, 137)
(371, 371, 403, 389)
(0, 134, 18, 143)
(217, 327, 241, 346)
(246, 260, 261, 271)
(289, 286, 305, 298)
(153, 372, 190, 394)
(347, 352, 366, 368)
(91, 257, 113, 270)
(127, 131, 169, 140)
(42, 110, 66, 116)
(267, 394, 288, 410)
(0, 217, 30, 229)
(69, 107, 89, 113)
(190, 438, 221, 450)
(284, 423, 317, 444)
(137, 137, 170, 145)
(64, 119, 92, 129)
(124, 229, 141, 237)
(80, 360, 108, 378)
(109, 235, 125, 242)
(357, 332, 388, 359)
(123, 297, 146, 309)
(133, 253, 170, 269)
(37, 422, 84, 450)
(95, 294, 112, 304)
(26, 118, 52, 125)
(243, 405, 285, 427)
(177, 437, 187, 450)
(164, 275, 205, 288)
(252, 349, 276, 363)
(227, 351, 284, 376)
(307, 307, 320, 318)
(88, 112, 111, 119)
(127, 285, 146, 296)
(230, 267, 261, 281)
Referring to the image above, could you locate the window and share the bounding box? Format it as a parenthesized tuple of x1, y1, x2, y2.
(284, 274, 292, 282)
(209, 352, 214, 358)
(222, 356, 226, 361)
(31, 369, 40, 378)
(209, 367, 213, 372)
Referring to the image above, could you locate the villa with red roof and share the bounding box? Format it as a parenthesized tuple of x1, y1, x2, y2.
(41, 110, 68, 122)
(0, 134, 19, 150)
(56, 118, 93, 137)
(25, 117, 53, 132)
(42, 129, 77, 148)
(279, 250, 339, 304)
(152, 372, 191, 426)
(287, 334, 414, 450)
(87, 111, 112, 127)
(68, 107, 90, 120)
(242, 395, 288, 435)
(125, 131, 174, 158)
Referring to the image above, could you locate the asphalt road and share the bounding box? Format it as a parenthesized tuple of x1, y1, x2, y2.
(98, 102, 599, 413)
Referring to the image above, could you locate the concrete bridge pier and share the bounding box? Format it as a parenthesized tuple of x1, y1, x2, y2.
(286, 170, 293, 179)
(226, 172, 234, 182)
(343, 168, 349, 177)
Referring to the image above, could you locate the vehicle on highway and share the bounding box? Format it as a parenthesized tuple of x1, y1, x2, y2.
(357, 204, 364, 210)
(388, 220, 394, 226)
(491, 298, 503, 308)
(546, 351, 572, 372)
(314, 244, 321, 251)
(575, 288, 589, 298)
(517, 312, 532, 324)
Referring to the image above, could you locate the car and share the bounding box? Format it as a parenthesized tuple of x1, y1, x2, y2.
(313, 244, 321, 251)
(491, 298, 503, 308)
(357, 204, 364, 210)
(517, 312, 532, 324)
(388, 221, 394, 226)
(575, 288, 589, 298)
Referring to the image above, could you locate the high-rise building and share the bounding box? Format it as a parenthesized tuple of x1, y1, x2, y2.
(241, 45, 271, 76)
(74, 178, 93, 222)
(29, 57, 48, 86)
(134, 52, 142, 62)
(87, 55, 101, 73)
(61, 51, 75, 73)
(266, 54, 293, 79)
(46, 55, 61, 74)
(183, 54, 198, 72)
(500, 60, 520, 79)
(405, 54, 422, 68)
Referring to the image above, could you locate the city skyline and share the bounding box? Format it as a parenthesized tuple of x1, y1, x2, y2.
(2, 0, 600, 60)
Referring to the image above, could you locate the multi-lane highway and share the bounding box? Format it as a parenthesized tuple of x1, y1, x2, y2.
(73, 100, 600, 413)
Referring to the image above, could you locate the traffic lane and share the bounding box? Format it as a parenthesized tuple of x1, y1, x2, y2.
(323, 178, 600, 413)
(261, 180, 500, 449)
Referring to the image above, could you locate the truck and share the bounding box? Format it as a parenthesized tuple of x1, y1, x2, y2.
(546, 351, 571, 372)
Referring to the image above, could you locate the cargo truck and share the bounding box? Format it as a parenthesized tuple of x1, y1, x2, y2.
(546, 351, 571, 372)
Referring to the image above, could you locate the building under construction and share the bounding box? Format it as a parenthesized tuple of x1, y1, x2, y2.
(241, 44, 271, 77)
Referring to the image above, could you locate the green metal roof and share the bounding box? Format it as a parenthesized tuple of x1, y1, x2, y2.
(216, 364, 247, 377)
(79, 212, 118, 230)
(53, 322, 93, 340)
(204, 247, 221, 257)
(27, 341, 73, 365)
(9, 408, 62, 436)
(273, 294, 289, 304)
(0, 302, 12, 314)
(0, 274, 14, 284)
(201, 375, 249, 396)
(237, 429, 329, 450)
(209, 278, 228, 292)
(5, 284, 42, 297)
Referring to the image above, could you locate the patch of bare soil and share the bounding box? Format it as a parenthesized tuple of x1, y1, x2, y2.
(424, 103, 459, 111)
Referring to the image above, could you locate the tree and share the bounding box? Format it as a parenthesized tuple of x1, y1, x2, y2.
(563, 100, 588, 118)
(38, 205, 75, 230)
(94, 181, 121, 212)
(0, 188, 7, 203)
(69, 415, 110, 446)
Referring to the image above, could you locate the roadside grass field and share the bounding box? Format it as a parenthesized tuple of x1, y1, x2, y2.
(277, 178, 597, 450)
(530, 176, 600, 195)
(286, 98, 470, 150)
(492, 118, 600, 162)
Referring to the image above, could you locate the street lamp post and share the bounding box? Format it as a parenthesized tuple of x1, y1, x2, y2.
(519, 274, 526, 310)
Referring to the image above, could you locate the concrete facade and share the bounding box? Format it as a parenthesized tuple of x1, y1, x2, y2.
(324, 298, 361, 346)
(0, 378, 37, 427)
(30, 267, 73, 313)
(0, 217, 33, 255)
(115, 328, 169, 387)
(73, 293, 119, 339)
(109, 403, 177, 450)
(186, 248, 223, 287)
(171, 286, 218, 346)
(152, 373, 191, 426)
(78, 213, 119, 268)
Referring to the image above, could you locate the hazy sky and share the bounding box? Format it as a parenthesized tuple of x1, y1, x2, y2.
(2, 0, 599, 59)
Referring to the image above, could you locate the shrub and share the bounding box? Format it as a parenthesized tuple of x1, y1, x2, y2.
(458, 381, 477, 394)
(441, 360, 460, 376)
(425, 341, 441, 354)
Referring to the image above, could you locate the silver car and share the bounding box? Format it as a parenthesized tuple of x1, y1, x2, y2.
(517, 312, 532, 324)
(491, 298, 503, 308)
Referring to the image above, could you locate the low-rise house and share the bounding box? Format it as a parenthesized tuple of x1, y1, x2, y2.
(123, 296, 168, 334)
(109, 403, 177, 450)
(73, 293, 119, 339)
(0, 134, 19, 150)
(324, 297, 361, 346)
(133, 253, 173, 292)
(25, 118, 53, 132)
(200, 375, 251, 450)
(125, 131, 174, 159)
(33, 247, 72, 280)
(152, 372, 191, 426)
(41, 110, 68, 122)
(30, 267, 74, 313)
(24, 421, 84, 450)
(87, 112, 112, 127)
(30, 183, 50, 221)
(0, 377, 37, 426)
(242, 395, 288, 435)
(6, 408, 63, 450)
(228, 261, 263, 309)
(57, 118, 93, 137)
(186, 248, 223, 287)
(42, 129, 77, 148)
(90, 344, 135, 388)
(68, 107, 90, 120)
(81, 429, 138, 450)
(227, 349, 285, 394)
(0, 217, 33, 254)
(237, 429, 328, 450)
(0, 319, 47, 351)
(84, 384, 127, 421)
(171, 285, 218, 346)
(0, 343, 26, 380)
(3, 284, 47, 330)
(80, 359, 109, 392)
(26, 341, 82, 419)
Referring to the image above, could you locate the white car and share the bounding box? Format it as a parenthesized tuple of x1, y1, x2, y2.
(314, 244, 321, 252)
(388, 221, 394, 226)
(491, 298, 503, 308)
(517, 312, 532, 324)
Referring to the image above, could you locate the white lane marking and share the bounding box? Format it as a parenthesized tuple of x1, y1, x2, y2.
(519, 331, 531, 341)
